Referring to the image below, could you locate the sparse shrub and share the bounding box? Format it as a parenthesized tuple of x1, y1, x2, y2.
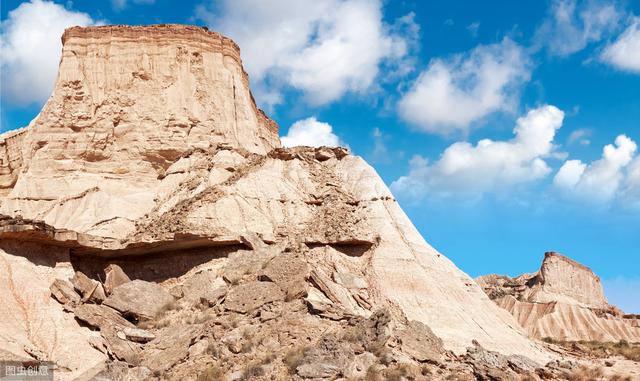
(240, 365, 264, 380)
(364, 365, 383, 381)
(564, 365, 603, 381)
(206, 342, 221, 358)
(196, 365, 224, 381)
(283, 346, 311, 374)
(609, 376, 632, 381)
(546, 339, 640, 362)
(383, 363, 412, 381)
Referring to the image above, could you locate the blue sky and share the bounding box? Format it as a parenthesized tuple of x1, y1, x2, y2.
(1, 0, 639, 312)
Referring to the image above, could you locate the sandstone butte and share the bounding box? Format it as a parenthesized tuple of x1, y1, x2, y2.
(0, 24, 637, 380)
(477, 252, 640, 343)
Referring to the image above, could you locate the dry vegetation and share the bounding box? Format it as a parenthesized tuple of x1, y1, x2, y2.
(543, 338, 640, 362)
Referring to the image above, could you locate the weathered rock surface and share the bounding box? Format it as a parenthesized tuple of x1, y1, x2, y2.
(74, 303, 135, 330)
(224, 281, 284, 313)
(0, 241, 106, 380)
(477, 252, 640, 342)
(104, 280, 174, 320)
(396, 320, 445, 363)
(0, 24, 588, 380)
(72, 271, 106, 303)
(50, 278, 81, 306)
(104, 264, 131, 295)
(0, 24, 279, 239)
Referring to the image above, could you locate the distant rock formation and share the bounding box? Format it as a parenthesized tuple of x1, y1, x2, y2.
(477, 252, 640, 342)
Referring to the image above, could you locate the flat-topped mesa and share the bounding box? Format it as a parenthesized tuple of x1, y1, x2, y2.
(477, 252, 640, 342)
(0, 24, 281, 234)
(538, 251, 607, 308)
(4, 24, 279, 186)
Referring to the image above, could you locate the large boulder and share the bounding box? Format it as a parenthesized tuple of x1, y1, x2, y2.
(395, 320, 445, 363)
(104, 280, 174, 320)
(104, 264, 131, 295)
(71, 271, 106, 304)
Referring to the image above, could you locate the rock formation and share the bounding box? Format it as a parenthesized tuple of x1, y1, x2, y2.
(477, 252, 640, 343)
(1, 24, 634, 380)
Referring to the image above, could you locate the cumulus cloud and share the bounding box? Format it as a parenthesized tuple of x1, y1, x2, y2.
(391, 105, 564, 199)
(601, 17, 640, 73)
(195, 0, 418, 108)
(0, 0, 99, 106)
(280, 117, 342, 148)
(397, 38, 530, 136)
(554, 135, 638, 204)
(535, 0, 622, 56)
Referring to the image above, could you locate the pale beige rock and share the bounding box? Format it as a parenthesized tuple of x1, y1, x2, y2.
(74, 303, 135, 330)
(396, 320, 445, 363)
(103, 280, 174, 320)
(182, 268, 227, 305)
(477, 252, 640, 342)
(224, 281, 284, 313)
(104, 264, 131, 295)
(50, 278, 81, 306)
(0, 242, 106, 380)
(537, 252, 607, 307)
(260, 253, 309, 300)
(72, 271, 106, 303)
(0, 24, 279, 239)
(122, 327, 155, 343)
(0, 24, 561, 377)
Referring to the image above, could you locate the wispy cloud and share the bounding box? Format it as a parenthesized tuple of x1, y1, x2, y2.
(567, 128, 592, 146)
(534, 0, 623, 57)
(601, 17, 640, 73)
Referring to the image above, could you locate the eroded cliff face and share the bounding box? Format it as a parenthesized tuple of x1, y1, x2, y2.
(0, 24, 582, 380)
(0, 24, 279, 238)
(538, 252, 608, 307)
(477, 252, 640, 342)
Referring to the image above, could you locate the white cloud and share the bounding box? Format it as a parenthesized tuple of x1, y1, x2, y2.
(535, 0, 622, 56)
(622, 157, 640, 208)
(280, 117, 342, 148)
(467, 22, 480, 38)
(554, 135, 638, 204)
(391, 105, 564, 199)
(0, 0, 99, 106)
(195, 0, 418, 108)
(397, 38, 530, 135)
(601, 17, 640, 73)
(111, 0, 155, 11)
(567, 128, 592, 146)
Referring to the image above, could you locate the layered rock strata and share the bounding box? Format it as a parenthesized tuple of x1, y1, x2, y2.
(0, 24, 573, 380)
(477, 252, 640, 342)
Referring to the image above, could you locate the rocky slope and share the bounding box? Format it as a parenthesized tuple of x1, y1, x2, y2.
(477, 252, 640, 343)
(0, 24, 633, 380)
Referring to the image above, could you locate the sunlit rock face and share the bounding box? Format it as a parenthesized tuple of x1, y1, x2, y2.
(0, 25, 279, 238)
(478, 252, 640, 342)
(0, 24, 559, 380)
